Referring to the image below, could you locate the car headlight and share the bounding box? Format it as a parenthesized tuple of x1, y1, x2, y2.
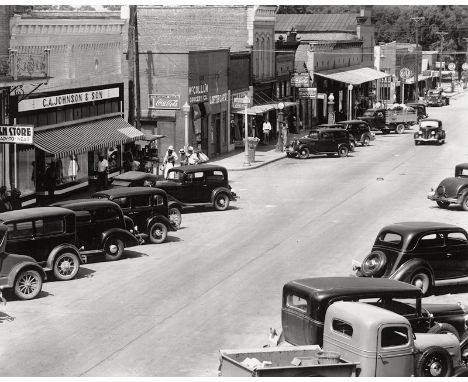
(431, 131, 436, 135)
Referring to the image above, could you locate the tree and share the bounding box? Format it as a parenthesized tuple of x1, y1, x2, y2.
(103, 5, 121, 11)
(78, 5, 96, 11)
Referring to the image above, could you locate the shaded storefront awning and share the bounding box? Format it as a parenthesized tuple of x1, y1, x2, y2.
(404, 75, 432, 84)
(315, 66, 391, 85)
(235, 101, 297, 115)
(34, 116, 144, 158)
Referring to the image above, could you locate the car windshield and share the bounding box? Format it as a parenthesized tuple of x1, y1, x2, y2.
(362, 110, 375, 117)
(166, 170, 184, 181)
(111, 179, 132, 187)
(308, 131, 319, 139)
(420, 121, 439, 128)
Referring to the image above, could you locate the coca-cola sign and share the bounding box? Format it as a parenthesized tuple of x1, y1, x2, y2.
(148, 94, 181, 110)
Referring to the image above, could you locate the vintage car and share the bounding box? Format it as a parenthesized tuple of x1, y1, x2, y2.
(156, 165, 238, 214)
(358, 106, 417, 134)
(406, 102, 429, 121)
(428, 163, 468, 210)
(0, 223, 46, 300)
(93, 187, 177, 244)
(426, 88, 450, 107)
(221, 301, 464, 377)
(414, 119, 445, 145)
(281, 277, 468, 348)
(353, 222, 468, 295)
(52, 199, 141, 261)
(286, 128, 352, 159)
(336, 120, 375, 148)
(0, 207, 81, 281)
(110, 171, 158, 188)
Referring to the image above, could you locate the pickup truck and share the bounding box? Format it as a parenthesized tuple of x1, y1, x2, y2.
(358, 106, 418, 134)
(219, 301, 466, 377)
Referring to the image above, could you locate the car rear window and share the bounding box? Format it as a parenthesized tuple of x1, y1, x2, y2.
(7, 221, 33, 239)
(111, 180, 132, 187)
(308, 131, 319, 139)
(416, 233, 444, 249)
(286, 294, 307, 313)
(446, 232, 468, 246)
(113, 197, 130, 209)
(35, 218, 64, 236)
(332, 319, 353, 337)
(167, 170, 184, 181)
(378, 232, 403, 248)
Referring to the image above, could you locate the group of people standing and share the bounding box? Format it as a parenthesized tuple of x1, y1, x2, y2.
(162, 145, 206, 178)
(262, 118, 290, 151)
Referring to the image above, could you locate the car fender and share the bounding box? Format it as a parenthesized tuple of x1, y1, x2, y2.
(100, 228, 140, 249)
(337, 142, 350, 151)
(167, 199, 184, 212)
(46, 243, 82, 269)
(211, 187, 234, 202)
(389, 259, 434, 286)
(146, 215, 175, 232)
(6, 262, 46, 288)
(457, 187, 468, 203)
(299, 143, 317, 153)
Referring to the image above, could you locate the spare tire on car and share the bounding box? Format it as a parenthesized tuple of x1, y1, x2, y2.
(360, 251, 387, 277)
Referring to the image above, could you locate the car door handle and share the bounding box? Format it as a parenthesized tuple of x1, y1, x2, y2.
(447, 253, 454, 257)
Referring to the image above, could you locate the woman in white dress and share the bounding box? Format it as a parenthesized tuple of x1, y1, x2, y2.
(68, 154, 80, 181)
(163, 146, 178, 179)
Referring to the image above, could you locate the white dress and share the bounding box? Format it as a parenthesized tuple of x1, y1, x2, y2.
(68, 159, 79, 177)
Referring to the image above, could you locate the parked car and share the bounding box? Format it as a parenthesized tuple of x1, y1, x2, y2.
(286, 128, 352, 159)
(52, 199, 141, 261)
(0, 207, 81, 281)
(428, 163, 468, 210)
(336, 119, 375, 148)
(281, 277, 468, 348)
(414, 119, 445, 145)
(353, 221, 468, 295)
(221, 301, 464, 377)
(110, 171, 158, 188)
(406, 102, 429, 121)
(0, 223, 46, 300)
(93, 187, 177, 244)
(155, 165, 238, 215)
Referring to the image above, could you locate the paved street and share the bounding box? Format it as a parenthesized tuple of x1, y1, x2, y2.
(2, 92, 468, 377)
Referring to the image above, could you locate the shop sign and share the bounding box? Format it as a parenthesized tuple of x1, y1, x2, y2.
(210, 92, 228, 105)
(448, 63, 456, 71)
(231, 90, 250, 109)
(18, 87, 120, 112)
(0, 124, 34, 145)
(148, 94, 180, 110)
(291, 73, 310, 87)
(317, 93, 327, 100)
(298, 87, 317, 99)
(188, 83, 209, 104)
(462, 63, 468, 71)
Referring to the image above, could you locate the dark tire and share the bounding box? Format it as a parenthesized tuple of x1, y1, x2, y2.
(462, 195, 468, 211)
(415, 140, 420, 146)
(53, 251, 80, 281)
(360, 251, 387, 277)
(410, 271, 431, 295)
(286, 153, 293, 158)
(382, 129, 389, 135)
(362, 135, 371, 146)
(338, 146, 349, 158)
(428, 323, 460, 340)
(349, 140, 356, 151)
(148, 222, 168, 244)
(214, 193, 230, 211)
(14, 269, 42, 300)
(416, 346, 453, 377)
(168, 206, 182, 229)
(298, 147, 310, 159)
(437, 201, 450, 209)
(396, 124, 405, 134)
(460, 330, 468, 363)
(104, 237, 124, 261)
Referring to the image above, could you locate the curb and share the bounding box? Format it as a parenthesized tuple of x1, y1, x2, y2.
(224, 153, 287, 172)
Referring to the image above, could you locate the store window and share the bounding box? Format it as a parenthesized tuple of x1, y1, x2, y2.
(17, 148, 35, 195)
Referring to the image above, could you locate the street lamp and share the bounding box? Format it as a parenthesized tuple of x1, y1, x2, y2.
(347, 84, 353, 120)
(182, 102, 190, 151)
(327, 93, 335, 124)
(276, 101, 285, 152)
(242, 95, 251, 166)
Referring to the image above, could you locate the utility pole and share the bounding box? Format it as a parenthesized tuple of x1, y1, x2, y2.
(134, 5, 141, 131)
(128, 5, 136, 126)
(411, 17, 424, 101)
(436, 31, 448, 89)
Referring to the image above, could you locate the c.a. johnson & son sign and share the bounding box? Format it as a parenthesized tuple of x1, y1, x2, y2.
(17, 87, 120, 112)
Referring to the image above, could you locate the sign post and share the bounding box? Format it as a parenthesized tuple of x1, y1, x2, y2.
(239, 96, 251, 166)
(400, 67, 411, 104)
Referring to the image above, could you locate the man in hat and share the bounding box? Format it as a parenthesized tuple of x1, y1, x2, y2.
(179, 148, 188, 166)
(187, 146, 200, 165)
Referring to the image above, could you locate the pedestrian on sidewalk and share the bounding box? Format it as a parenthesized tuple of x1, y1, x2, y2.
(163, 146, 178, 178)
(281, 122, 289, 152)
(262, 118, 272, 145)
(187, 146, 200, 165)
(96, 154, 109, 191)
(44, 161, 57, 202)
(179, 148, 188, 166)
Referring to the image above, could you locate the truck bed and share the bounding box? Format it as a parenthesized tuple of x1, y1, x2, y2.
(386, 109, 417, 124)
(219, 345, 358, 377)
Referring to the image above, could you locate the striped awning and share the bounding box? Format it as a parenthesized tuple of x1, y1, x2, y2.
(34, 116, 144, 158)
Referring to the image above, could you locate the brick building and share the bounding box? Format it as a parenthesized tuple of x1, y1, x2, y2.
(2, 8, 142, 205)
(134, 5, 278, 157)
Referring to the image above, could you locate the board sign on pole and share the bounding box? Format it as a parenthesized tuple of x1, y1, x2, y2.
(298, 88, 317, 99)
(399, 67, 411, 79)
(448, 63, 456, 71)
(291, 73, 310, 87)
(0, 125, 34, 144)
(462, 63, 468, 71)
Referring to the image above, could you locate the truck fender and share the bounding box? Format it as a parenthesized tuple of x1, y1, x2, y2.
(46, 243, 82, 269)
(211, 187, 233, 203)
(6, 261, 46, 288)
(389, 259, 434, 286)
(100, 228, 140, 249)
(146, 215, 175, 232)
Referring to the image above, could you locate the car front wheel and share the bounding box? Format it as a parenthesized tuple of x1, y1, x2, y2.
(214, 193, 230, 211)
(168, 207, 182, 229)
(410, 271, 431, 295)
(436, 201, 450, 209)
(298, 147, 310, 159)
(416, 346, 453, 377)
(338, 146, 349, 158)
(53, 252, 80, 281)
(149, 222, 168, 244)
(362, 135, 371, 146)
(14, 269, 42, 300)
(104, 237, 124, 261)
(462, 195, 468, 211)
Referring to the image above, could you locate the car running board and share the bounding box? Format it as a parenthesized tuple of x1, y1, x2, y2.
(434, 276, 468, 287)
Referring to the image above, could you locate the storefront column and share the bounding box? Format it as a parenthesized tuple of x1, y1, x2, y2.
(4, 144, 10, 188)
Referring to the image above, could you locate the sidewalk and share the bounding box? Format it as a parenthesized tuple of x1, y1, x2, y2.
(208, 133, 304, 171)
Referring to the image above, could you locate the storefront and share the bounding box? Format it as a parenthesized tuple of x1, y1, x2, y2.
(10, 83, 143, 205)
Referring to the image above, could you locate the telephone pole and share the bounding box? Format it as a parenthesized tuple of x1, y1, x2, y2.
(411, 17, 424, 101)
(436, 31, 448, 89)
(128, 5, 141, 130)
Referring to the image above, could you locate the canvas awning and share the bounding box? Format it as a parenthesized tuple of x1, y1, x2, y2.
(34, 116, 144, 158)
(235, 101, 297, 115)
(315, 66, 391, 85)
(404, 75, 432, 84)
